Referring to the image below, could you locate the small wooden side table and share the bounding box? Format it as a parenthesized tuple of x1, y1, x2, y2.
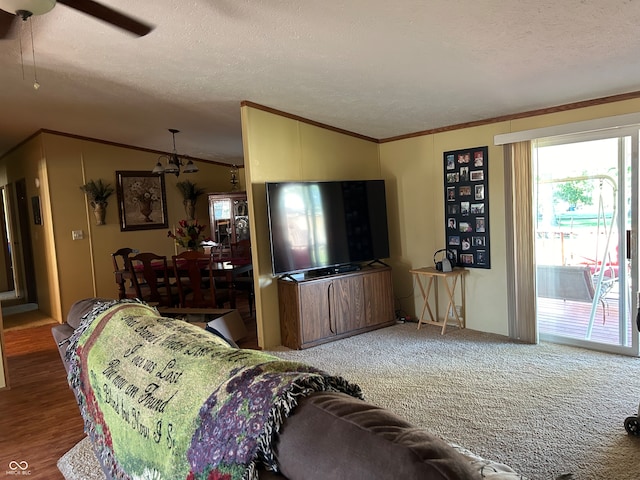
(410, 267, 468, 334)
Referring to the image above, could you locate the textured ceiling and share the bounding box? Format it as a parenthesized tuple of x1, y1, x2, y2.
(1, 0, 640, 165)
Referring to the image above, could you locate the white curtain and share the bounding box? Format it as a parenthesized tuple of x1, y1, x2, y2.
(504, 141, 537, 343)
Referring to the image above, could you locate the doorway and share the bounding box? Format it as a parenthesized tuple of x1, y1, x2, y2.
(534, 130, 638, 355)
(0, 179, 38, 312)
(0, 187, 14, 295)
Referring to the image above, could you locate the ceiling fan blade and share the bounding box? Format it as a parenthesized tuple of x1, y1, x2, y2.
(57, 0, 154, 37)
(0, 10, 18, 39)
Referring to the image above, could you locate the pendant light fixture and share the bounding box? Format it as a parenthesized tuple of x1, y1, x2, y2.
(152, 129, 199, 177)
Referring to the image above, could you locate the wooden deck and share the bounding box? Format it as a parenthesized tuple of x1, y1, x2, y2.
(537, 293, 633, 346)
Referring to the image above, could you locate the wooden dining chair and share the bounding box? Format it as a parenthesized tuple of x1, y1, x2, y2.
(209, 243, 231, 261)
(172, 250, 230, 308)
(112, 247, 133, 272)
(111, 247, 136, 299)
(229, 239, 254, 315)
(233, 266, 255, 316)
(128, 252, 178, 307)
(229, 239, 251, 260)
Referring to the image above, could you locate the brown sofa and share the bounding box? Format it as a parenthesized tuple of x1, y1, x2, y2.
(52, 298, 482, 480)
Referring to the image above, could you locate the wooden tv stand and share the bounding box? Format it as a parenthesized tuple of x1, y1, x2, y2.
(277, 265, 395, 349)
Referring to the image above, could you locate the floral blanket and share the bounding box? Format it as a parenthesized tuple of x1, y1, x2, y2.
(66, 300, 362, 480)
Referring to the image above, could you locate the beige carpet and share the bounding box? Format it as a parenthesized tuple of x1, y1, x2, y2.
(58, 438, 104, 480)
(59, 323, 640, 479)
(269, 323, 640, 480)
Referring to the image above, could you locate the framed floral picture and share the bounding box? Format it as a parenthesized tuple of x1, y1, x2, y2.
(115, 171, 168, 231)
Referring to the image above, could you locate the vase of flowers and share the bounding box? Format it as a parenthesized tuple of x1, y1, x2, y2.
(168, 219, 209, 250)
(129, 179, 160, 222)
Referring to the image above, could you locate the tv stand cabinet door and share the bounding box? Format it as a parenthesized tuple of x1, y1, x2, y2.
(278, 277, 335, 349)
(299, 279, 336, 345)
(332, 275, 366, 333)
(364, 268, 395, 326)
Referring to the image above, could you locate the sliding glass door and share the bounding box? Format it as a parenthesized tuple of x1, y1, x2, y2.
(534, 128, 638, 355)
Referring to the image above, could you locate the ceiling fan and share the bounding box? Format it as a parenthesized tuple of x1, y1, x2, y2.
(0, 0, 154, 39)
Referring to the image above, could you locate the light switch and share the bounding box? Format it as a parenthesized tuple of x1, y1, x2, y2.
(72, 230, 84, 240)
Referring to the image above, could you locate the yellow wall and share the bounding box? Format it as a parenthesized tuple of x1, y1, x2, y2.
(380, 125, 509, 334)
(380, 99, 640, 336)
(241, 107, 382, 347)
(508, 98, 640, 132)
(3, 96, 639, 350)
(0, 132, 244, 322)
(243, 98, 640, 346)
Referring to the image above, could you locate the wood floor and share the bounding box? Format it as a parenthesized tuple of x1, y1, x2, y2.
(538, 292, 634, 346)
(0, 298, 257, 479)
(0, 323, 85, 479)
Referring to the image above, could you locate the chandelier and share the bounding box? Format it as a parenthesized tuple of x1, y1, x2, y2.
(152, 129, 199, 177)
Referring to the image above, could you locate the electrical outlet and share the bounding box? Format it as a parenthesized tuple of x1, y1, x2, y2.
(72, 230, 84, 240)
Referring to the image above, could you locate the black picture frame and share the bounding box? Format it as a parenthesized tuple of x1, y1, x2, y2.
(443, 146, 490, 269)
(115, 171, 168, 232)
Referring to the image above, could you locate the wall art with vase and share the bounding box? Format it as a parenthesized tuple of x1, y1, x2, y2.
(80, 179, 114, 226)
(176, 180, 205, 221)
(116, 171, 168, 231)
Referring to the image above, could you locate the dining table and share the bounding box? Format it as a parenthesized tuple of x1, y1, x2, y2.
(114, 256, 253, 308)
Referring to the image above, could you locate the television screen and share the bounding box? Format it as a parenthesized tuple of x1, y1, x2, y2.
(266, 180, 390, 275)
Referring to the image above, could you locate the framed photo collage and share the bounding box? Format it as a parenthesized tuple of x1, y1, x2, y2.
(443, 146, 491, 269)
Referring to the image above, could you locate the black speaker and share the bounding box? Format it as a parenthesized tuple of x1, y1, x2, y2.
(434, 249, 456, 272)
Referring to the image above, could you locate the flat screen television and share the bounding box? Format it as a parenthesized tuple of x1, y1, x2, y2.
(265, 179, 390, 276)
